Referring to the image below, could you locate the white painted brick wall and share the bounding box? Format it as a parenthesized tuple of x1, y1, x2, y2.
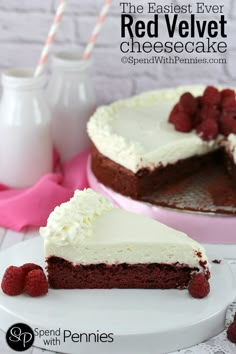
(0, 0, 235, 104)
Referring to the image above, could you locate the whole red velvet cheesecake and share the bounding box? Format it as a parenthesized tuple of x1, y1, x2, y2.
(40, 189, 210, 289)
(87, 85, 236, 200)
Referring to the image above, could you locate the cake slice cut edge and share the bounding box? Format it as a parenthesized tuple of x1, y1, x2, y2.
(40, 189, 210, 289)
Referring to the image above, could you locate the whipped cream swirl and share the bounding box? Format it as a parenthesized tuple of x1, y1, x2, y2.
(40, 189, 114, 245)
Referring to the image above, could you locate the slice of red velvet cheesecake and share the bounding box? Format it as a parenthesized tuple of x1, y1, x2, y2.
(40, 189, 210, 289)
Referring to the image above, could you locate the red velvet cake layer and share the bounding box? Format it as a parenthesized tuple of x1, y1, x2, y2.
(47, 256, 200, 289)
(91, 145, 220, 199)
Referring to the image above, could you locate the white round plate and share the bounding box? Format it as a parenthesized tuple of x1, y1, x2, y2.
(0, 238, 235, 354)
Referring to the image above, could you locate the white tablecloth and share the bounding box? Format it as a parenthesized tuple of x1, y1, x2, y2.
(0, 227, 235, 354)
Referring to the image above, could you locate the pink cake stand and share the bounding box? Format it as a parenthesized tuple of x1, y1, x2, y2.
(87, 158, 236, 245)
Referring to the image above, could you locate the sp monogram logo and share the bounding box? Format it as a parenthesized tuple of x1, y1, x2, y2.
(6, 323, 35, 351)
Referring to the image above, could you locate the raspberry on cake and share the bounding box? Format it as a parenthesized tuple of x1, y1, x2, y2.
(40, 189, 210, 290)
(87, 85, 236, 199)
(196, 119, 219, 141)
(202, 86, 221, 106)
(169, 86, 236, 142)
(170, 111, 193, 133)
(179, 92, 197, 115)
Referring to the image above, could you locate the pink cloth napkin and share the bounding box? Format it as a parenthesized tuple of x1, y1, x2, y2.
(0, 149, 90, 231)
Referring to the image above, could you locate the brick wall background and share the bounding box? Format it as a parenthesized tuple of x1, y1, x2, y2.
(0, 0, 235, 104)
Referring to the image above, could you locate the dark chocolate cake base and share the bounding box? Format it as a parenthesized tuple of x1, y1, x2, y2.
(47, 256, 200, 289)
(91, 145, 220, 200)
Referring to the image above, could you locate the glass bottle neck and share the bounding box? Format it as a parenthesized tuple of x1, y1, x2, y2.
(51, 52, 92, 75)
(2, 68, 46, 92)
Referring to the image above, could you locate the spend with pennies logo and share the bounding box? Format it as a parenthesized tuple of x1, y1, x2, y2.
(6, 323, 35, 352)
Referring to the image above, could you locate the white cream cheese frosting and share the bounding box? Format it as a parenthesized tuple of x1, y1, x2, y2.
(41, 189, 209, 272)
(87, 85, 219, 173)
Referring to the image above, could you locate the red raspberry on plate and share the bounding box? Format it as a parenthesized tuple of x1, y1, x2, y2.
(221, 88, 235, 101)
(179, 92, 198, 115)
(203, 86, 221, 106)
(227, 321, 236, 343)
(168, 104, 179, 123)
(188, 273, 210, 299)
(196, 118, 219, 141)
(25, 269, 48, 297)
(20, 263, 43, 277)
(171, 112, 193, 133)
(1, 266, 24, 296)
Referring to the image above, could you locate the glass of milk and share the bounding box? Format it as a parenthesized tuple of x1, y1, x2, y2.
(47, 52, 97, 162)
(0, 68, 53, 188)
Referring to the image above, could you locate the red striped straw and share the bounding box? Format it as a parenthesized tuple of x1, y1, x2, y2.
(82, 0, 112, 61)
(34, 0, 67, 77)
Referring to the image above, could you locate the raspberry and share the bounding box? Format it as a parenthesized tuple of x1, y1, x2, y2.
(196, 96, 204, 108)
(188, 273, 210, 298)
(232, 120, 236, 134)
(20, 263, 43, 277)
(1, 266, 24, 296)
(219, 115, 235, 136)
(192, 113, 202, 128)
(196, 118, 219, 141)
(171, 112, 193, 133)
(168, 104, 179, 123)
(227, 321, 236, 343)
(221, 88, 235, 101)
(179, 92, 198, 115)
(25, 269, 48, 297)
(221, 97, 236, 112)
(198, 106, 220, 122)
(202, 86, 221, 106)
